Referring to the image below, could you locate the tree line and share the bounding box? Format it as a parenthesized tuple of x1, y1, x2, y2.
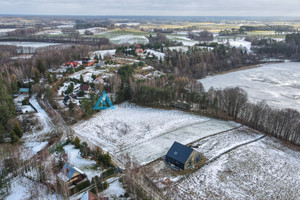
(251, 33, 300, 60)
(152, 44, 258, 79)
(111, 67, 300, 146)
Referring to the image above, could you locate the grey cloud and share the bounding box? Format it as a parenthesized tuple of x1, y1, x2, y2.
(0, 0, 299, 16)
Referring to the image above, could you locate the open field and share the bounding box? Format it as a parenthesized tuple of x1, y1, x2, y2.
(72, 103, 240, 165)
(169, 136, 300, 199)
(200, 62, 300, 111)
(93, 29, 149, 44)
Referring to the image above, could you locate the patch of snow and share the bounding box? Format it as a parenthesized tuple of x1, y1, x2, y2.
(63, 144, 100, 181)
(110, 35, 149, 45)
(146, 49, 165, 59)
(101, 178, 126, 198)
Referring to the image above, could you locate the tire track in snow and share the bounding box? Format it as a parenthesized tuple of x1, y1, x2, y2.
(114, 119, 212, 154)
(205, 135, 266, 165)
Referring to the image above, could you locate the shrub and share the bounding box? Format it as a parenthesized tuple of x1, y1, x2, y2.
(74, 137, 81, 149)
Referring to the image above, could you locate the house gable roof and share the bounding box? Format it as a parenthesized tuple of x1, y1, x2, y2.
(80, 84, 90, 91)
(62, 163, 79, 181)
(63, 95, 70, 103)
(166, 141, 193, 164)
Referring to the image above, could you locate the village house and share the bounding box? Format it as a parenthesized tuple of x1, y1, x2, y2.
(165, 141, 201, 170)
(135, 44, 144, 56)
(58, 163, 86, 185)
(80, 84, 91, 92)
(65, 61, 79, 68)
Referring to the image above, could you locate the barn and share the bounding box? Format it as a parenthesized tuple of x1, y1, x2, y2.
(166, 141, 201, 170)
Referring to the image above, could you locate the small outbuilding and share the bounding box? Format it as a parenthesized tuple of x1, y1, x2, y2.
(80, 190, 99, 200)
(166, 141, 201, 170)
(19, 88, 30, 95)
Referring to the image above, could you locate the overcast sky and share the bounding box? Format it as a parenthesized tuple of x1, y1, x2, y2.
(0, 0, 299, 16)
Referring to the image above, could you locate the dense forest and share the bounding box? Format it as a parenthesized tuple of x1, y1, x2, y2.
(151, 44, 258, 79)
(251, 33, 300, 60)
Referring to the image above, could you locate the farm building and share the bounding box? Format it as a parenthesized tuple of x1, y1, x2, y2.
(166, 141, 201, 170)
(58, 163, 86, 184)
(19, 88, 30, 95)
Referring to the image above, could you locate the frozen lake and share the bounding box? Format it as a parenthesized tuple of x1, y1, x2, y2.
(199, 62, 300, 111)
(0, 41, 61, 48)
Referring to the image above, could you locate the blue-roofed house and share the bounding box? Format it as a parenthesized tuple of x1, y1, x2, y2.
(165, 141, 201, 170)
(19, 88, 30, 95)
(58, 163, 86, 184)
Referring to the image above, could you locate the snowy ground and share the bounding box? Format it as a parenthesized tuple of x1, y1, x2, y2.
(35, 29, 62, 35)
(145, 49, 165, 59)
(168, 46, 189, 52)
(101, 177, 126, 199)
(119, 119, 239, 165)
(110, 35, 149, 44)
(229, 39, 252, 53)
(171, 136, 300, 199)
(73, 103, 240, 165)
(4, 176, 61, 200)
(167, 34, 198, 46)
(67, 66, 111, 83)
(19, 97, 54, 160)
(199, 62, 300, 111)
(63, 144, 100, 181)
(91, 49, 116, 58)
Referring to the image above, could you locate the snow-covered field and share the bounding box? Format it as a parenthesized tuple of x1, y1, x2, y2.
(110, 35, 149, 44)
(167, 35, 198, 46)
(119, 119, 239, 165)
(171, 136, 300, 199)
(200, 62, 300, 111)
(35, 29, 62, 35)
(73, 103, 240, 165)
(0, 28, 16, 33)
(229, 39, 251, 53)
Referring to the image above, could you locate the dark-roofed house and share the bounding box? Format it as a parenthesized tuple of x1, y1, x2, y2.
(166, 141, 201, 170)
(63, 95, 71, 105)
(80, 84, 91, 91)
(58, 163, 86, 184)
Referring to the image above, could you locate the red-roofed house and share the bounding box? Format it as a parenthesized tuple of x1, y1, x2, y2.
(135, 48, 144, 55)
(65, 61, 79, 68)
